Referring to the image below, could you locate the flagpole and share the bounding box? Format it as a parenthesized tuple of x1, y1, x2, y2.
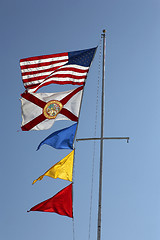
(97, 29, 106, 240)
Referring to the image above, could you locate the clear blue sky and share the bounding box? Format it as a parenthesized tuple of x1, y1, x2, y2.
(1, 0, 160, 239)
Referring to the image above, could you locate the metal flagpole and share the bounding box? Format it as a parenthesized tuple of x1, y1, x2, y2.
(97, 29, 106, 240)
(76, 30, 129, 240)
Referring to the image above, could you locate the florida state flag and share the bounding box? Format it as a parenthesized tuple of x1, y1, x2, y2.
(21, 86, 83, 131)
(28, 184, 73, 218)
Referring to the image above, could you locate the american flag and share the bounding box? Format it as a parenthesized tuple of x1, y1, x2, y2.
(20, 47, 97, 92)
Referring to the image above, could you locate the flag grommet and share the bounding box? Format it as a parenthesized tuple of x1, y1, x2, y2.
(43, 100, 63, 119)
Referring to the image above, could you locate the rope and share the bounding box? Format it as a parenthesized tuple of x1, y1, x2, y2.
(72, 216, 75, 240)
(88, 39, 102, 240)
(72, 145, 76, 240)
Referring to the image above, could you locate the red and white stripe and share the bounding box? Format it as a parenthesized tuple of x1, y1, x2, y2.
(20, 52, 88, 92)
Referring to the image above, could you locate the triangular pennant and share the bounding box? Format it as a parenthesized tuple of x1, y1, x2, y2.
(28, 184, 73, 218)
(37, 123, 77, 150)
(32, 150, 74, 184)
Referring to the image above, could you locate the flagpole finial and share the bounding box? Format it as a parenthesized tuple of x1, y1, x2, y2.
(101, 29, 106, 38)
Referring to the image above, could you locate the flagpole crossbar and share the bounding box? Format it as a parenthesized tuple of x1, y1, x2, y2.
(76, 137, 130, 143)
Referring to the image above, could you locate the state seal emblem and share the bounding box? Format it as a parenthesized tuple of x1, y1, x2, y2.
(43, 100, 63, 119)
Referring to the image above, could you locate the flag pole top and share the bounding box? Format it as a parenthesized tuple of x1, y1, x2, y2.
(101, 29, 106, 38)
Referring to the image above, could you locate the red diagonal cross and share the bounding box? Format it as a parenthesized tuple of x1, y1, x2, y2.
(60, 86, 83, 105)
(21, 92, 46, 108)
(21, 86, 83, 131)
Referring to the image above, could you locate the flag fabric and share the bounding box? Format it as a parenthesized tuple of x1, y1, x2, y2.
(32, 150, 74, 184)
(28, 184, 73, 218)
(21, 86, 83, 131)
(20, 47, 97, 92)
(37, 123, 77, 150)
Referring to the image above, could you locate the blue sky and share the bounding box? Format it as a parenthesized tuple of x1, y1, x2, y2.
(1, 0, 160, 239)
